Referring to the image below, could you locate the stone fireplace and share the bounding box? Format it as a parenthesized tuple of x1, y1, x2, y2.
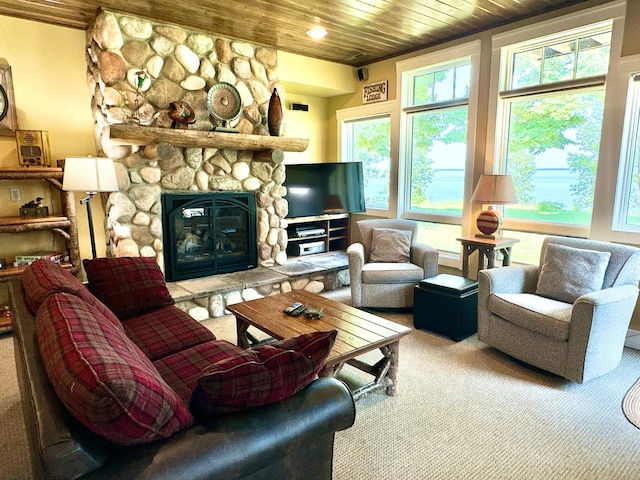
(86, 9, 291, 271)
(83, 10, 349, 318)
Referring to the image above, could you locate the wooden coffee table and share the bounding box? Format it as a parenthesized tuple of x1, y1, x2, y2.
(227, 290, 411, 400)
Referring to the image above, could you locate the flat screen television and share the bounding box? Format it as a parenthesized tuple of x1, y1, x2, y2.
(284, 162, 366, 218)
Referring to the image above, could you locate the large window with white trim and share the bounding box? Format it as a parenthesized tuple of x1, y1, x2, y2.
(342, 115, 391, 210)
(400, 54, 476, 254)
(405, 59, 470, 218)
(497, 24, 611, 237)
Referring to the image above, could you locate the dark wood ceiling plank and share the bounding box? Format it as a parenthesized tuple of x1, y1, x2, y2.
(0, 0, 591, 66)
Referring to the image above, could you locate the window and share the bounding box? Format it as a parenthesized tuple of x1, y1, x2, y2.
(405, 59, 470, 218)
(400, 52, 477, 254)
(497, 25, 611, 236)
(613, 74, 640, 233)
(342, 115, 391, 210)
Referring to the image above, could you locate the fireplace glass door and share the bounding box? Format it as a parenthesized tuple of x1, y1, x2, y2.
(161, 192, 257, 281)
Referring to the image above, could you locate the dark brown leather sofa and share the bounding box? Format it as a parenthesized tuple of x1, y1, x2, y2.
(9, 278, 356, 480)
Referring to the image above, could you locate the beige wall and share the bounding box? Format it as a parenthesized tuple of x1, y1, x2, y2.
(0, 16, 102, 266)
(281, 92, 329, 164)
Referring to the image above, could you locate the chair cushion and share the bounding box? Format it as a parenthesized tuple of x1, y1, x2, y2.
(369, 228, 411, 263)
(122, 305, 217, 361)
(536, 244, 610, 304)
(489, 293, 573, 341)
(190, 330, 337, 419)
(21, 259, 120, 326)
(153, 340, 246, 405)
(84, 257, 174, 319)
(362, 262, 424, 284)
(36, 292, 193, 445)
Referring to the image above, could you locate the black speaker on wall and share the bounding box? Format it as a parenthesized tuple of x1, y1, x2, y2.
(357, 67, 369, 82)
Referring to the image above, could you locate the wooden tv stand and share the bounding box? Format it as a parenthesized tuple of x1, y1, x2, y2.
(286, 213, 349, 256)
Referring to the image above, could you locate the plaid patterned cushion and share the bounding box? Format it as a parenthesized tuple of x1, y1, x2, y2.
(22, 259, 120, 326)
(153, 340, 245, 404)
(83, 257, 174, 319)
(122, 305, 217, 361)
(190, 330, 337, 419)
(36, 293, 193, 445)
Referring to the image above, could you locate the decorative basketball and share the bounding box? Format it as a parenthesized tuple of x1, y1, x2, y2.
(477, 209, 500, 235)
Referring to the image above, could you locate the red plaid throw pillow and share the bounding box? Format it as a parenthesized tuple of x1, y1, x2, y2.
(22, 259, 120, 326)
(190, 330, 337, 419)
(83, 257, 174, 319)
(37, 292, 193, 445)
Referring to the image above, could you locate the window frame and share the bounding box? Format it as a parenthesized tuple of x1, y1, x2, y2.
(612, 73, 640, 234)
(336, 100, 399, 218)
(487, 6, 623, 240)
(396, 41, 481, 242)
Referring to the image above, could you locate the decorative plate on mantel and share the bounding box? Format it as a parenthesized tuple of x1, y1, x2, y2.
(206, 82, 242, 133)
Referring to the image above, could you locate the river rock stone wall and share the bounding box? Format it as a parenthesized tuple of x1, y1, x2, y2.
(86, 9, 289, 269)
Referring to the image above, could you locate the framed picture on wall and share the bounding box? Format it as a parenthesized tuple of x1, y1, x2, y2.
(0, 63, 18, 137)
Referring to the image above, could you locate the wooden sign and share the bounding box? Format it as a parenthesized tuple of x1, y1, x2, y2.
(362, 80, 388, 104)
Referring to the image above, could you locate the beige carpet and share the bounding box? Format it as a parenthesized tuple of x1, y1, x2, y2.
(2, 293, 640, 479)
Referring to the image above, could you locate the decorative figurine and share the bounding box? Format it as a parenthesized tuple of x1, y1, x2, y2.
(168, 101, 196, 129)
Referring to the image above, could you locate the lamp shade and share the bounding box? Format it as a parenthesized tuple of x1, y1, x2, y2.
(471, 174, 517, 205)
(471, 174, 517, 238)
(62, 157, 118, 193)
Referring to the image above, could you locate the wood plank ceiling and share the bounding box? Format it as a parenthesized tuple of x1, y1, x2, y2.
(1, 0, 592, 66)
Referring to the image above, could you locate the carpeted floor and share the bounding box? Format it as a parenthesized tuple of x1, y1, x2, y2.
(2, 290, 640, 479)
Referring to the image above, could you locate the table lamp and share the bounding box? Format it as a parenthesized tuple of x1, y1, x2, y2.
(62, 157, 119, 258)
(470, 174, 517, 239)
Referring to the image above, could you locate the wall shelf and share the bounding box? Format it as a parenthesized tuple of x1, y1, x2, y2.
(109, 125, 309, 152)
(0, 167, 81, 279)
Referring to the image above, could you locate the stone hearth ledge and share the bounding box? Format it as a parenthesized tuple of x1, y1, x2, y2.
(167, 252, 350, 319)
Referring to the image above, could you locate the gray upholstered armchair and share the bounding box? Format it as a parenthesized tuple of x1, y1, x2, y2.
(346, 219, 439, 308)
(478, 236, 640, 383)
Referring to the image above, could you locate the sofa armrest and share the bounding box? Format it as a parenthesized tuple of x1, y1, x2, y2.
(411, 242, 439, 279)
(84, 377, 355, 480)
(347, 243, 365, 306)
(9, 279, 111, 480)
(567, 284, 640, 382)
(346, 242, 365, 272)
(478, 264, 539, 296)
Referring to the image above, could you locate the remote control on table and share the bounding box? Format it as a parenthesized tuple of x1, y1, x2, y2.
(283, 302, 303, 314)
(289, 304, 308, 316)
(304, 307, 323, 319)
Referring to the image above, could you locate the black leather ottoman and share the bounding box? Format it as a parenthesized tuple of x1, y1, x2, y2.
(413, 274, 478, 341)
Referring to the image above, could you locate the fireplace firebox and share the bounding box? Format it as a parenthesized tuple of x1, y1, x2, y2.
(161, 192, 257, 282)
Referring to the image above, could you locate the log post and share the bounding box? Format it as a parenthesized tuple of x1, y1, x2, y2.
(143, 142, 176, 160)
(254, 148, 284, 163)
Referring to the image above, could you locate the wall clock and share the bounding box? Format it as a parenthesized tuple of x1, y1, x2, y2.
(0, 63, 18, 136)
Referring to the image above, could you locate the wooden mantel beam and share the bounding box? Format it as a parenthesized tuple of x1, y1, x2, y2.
(108, 125, 309, 152)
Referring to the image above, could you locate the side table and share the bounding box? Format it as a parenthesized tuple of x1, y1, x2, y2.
(456, 235, 520, 278)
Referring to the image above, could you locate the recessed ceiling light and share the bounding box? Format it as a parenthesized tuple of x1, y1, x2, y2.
(306, 26, 327, 40)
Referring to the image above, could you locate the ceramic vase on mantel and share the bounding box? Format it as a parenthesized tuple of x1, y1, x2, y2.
(268, 88, 283, 136)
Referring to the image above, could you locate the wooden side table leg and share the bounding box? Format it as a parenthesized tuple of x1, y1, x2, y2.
(461, 245, 472, 278)
(501, 247, 512, 266)
(485, 247, 496, 269)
